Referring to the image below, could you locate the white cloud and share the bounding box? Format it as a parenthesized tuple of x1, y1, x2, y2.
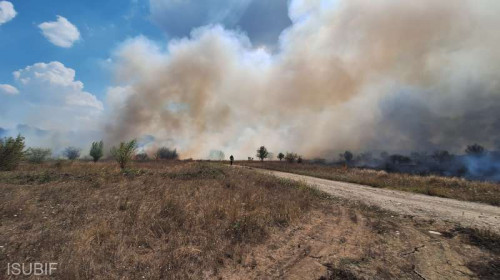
(13, 61, 103, 110)
(0, 84, 19, 95)
(0, 1, 16, 25)
(38, 16, 80, 48)
(0, 62, 104, 131)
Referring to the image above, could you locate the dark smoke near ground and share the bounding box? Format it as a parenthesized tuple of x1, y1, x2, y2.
(105, 0, 500, 162)
(328, 146, 500, 182)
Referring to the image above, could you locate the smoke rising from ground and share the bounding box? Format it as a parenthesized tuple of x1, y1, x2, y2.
(105, 0, 500, 159)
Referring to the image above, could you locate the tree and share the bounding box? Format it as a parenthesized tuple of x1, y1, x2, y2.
(0, 135, 25, 171)
(90, 141, 104, 163)
(465, 144, 485, 157)
(343, 151, 353, 164)
(110, 140, 137, 169)
(156, 147, 179, 160)
(256, 146, 269, 162)
(285, 152, 298, 163)
(64, 147, 81, 160)
(25, 148, 51, 163)
(432, 150, 453, 163)
(297, 156, 303, 164)
(277, 152, 285, 161)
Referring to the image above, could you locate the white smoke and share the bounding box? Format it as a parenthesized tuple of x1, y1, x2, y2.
(105, 0, 500, 159)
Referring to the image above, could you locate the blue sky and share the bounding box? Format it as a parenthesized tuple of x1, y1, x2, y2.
(0, 0, 163, 99)
(0, 0, 291, 102)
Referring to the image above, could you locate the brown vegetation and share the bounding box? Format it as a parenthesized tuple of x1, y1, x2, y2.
(239, 161, 500, 206)
(0, 161, 498, 279)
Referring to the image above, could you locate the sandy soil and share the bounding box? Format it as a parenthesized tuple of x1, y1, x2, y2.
(240, 166, 500, 234)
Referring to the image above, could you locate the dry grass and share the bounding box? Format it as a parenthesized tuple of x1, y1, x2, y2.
(0, 161, 321, 279)
(239, 161, 500, 206)
(0, 161, 498, 279)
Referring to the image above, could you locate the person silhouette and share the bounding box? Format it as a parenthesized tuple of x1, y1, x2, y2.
(230, 155, 234, 165)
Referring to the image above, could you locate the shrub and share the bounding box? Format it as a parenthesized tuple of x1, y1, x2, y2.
(135, 153, 149, 161)
(63, 147, 81, 160)
(389, 154, 411, 165)
(90, 141, 104, 163)
(432, 150, 453, 163)
(277, 152, 285, 161)
(25, 148, 51, 164)
(0, 135, 25, 171)
(465, 144, 485, 157)
(343, 151, 354, 164)
(311, 158, 326, 164)
(285, 152, 298, 163)
(256, 146, 269, 162)
(156, 147, 179, 160)
(297, 156, 303, 164)
(208, 150, 224, 161)
(110, 140, 137, 169)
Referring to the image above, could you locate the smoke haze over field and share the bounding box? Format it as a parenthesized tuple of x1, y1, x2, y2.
(104, 0, 500, 158)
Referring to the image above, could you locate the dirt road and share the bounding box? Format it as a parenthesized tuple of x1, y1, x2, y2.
(242, 166, 500, 233)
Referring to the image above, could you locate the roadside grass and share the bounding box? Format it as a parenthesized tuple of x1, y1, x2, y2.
(239, 161, 500, 206)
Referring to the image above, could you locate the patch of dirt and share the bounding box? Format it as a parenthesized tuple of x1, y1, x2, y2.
(219, 206, 492, 279)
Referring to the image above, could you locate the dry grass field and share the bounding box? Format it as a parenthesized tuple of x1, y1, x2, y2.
(239, 161, 500, 206)
(0, 161, 499, 279)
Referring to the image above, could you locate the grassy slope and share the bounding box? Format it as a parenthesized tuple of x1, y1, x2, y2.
(239, 161, 500, 206)
(0, 161, 498, 279)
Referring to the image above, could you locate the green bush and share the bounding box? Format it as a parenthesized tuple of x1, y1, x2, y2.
(90, 141, 104, 162)
(25, 148, 52, 164)
(110, 140, 137, 169)
(0, 135, 25, 171)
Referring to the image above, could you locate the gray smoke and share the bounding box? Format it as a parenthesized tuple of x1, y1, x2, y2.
(105, 0, 500, 159)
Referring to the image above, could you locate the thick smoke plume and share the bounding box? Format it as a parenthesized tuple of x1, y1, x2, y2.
(106, 0, 500, 159)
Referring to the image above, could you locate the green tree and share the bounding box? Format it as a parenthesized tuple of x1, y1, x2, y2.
(277, 152, 285, 161)
(0, 135, 25, 171)
(256, 146, 269, 161)
(110, 140, 137, 169)
(90, 141, 104, 163)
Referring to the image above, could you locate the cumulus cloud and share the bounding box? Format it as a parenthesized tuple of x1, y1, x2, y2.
(0, 84, 18, 95)
(0, 1, 16, 25)
(105, 0, 500, 159)
(38, 16, 80, 48)
(0, 61, 103, 131)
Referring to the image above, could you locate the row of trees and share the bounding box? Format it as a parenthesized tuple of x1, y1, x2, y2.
(255, 146, 303, 163)
(337, 144, 490, 165)
(0, 135, 180, 171)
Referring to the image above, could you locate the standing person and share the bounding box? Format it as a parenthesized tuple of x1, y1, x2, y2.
(230, 155, 234, 166)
